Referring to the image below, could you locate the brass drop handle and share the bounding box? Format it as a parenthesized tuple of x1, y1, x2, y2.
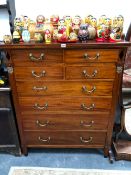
(81, 103, 95, 111)
(32, 86, 47, 91)
(29, 53, 44, 61)
(34, 103, 48, 110)
(83, 53, 100, 60)
(82, 70, 98, 78)
(36, 120, 49, 127)
(32, 70, 46, 78)
(80, 120, 94, 127)
(38, 136, 50, 142)
(82, 86, 96, 94)
(80, 136, 93, 143)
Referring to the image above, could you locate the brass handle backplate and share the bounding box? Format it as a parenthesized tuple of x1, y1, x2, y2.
(34, 103, 48, 110)
(32, 70, 46, 78)
(82, 86, 96, 94)
(83, 53, 100, 60)
(80, 136, 93, 143)
(38, 136, 50, 142)
(82, 70, 98, 78)
(81, 103, 95, 111)
(32, 86, 47, 91)
(36, 120, 49, 127)
(29, 53, 44, 61)
(80, 120, 94, 127)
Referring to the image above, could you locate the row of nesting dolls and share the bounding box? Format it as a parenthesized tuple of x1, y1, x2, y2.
(11, 14, 124, 43)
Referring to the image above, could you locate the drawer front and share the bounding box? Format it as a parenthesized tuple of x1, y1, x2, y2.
(14, 66, 64, 80)
(11, 49, 63, 66)
(22, 114, 109, 131)
(66, 64, 116, 79)
(18, 97, 112, 115)
(16, 81, 113, 96)
(25, 131, 106, 146)
(65, 49, 119, 63)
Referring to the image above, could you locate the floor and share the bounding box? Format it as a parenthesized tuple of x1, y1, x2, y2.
(0, 148, 131, 175)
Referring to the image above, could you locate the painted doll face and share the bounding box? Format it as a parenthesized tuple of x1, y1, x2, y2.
(85, 15, 93, 24)
(117, 15, 124, 27)
(50, 15, 59, 23)
(105, 18, 111, 27)
(112, 17, 118, 27)
(36, 15, 45, 24)
(64, 15, 72, 24)
(14, 17, 23, 27)
(90, 17, 97, 27)
(99, 15, 107, 24)
(58, 19, 66, 26)
(73, 15, 81, 25)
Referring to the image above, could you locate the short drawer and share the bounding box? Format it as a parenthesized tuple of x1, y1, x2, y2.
(66, 63, 116, 79)
(11, 49, 63, 66)
(22, 114, 109, 131)
(16, 81, 113, 96)
(14, 66, 64, 80)
(65, 49, 119, 63)
(18, 96, 112, 115)
(25, 131, 106, 147)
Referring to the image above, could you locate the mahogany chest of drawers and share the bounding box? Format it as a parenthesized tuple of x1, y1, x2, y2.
(1, 41, 130, 161)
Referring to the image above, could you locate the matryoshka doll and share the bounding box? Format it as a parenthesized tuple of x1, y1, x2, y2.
(103, 18, 111, 40)
(96, 23, 106, 42)
(72, 15, 81, 35)
(69, 32, 78, 42)
(28, 20, 36, 39)
(78, 24, 89, 42)
(36, 15, 45, 34)
(63, 15, 72, 38)
(13, 30, 21, 43)
(50, 15, 59, 29)
(21, 15, 30, 29)
(58, 19, 66, 34)
(53, 29, 58, 42)
(3, 35, 12, 44)
(45, 29, 51, 43)
(88, 17, 97, 39)
(110, 15, 124, 42)
(96, 15, 107, 41)
(14, 17, 23, 36)
(22, 28, 30, 43)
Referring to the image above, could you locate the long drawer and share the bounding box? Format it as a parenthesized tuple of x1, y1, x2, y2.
(14, 66, 64, 80)
(24, 131, 106, 147)
(22, 114, 109, 131)
(18, 96, 112, 115)
(66, 64, 116, 79)
(16, 81, 113, 96)
(11, 49, 63, 66)
(65, 49, 119, 63)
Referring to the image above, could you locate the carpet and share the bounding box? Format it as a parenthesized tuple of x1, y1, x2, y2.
(8, 167, 131, 175)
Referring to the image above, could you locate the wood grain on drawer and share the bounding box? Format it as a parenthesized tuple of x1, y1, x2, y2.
(25, 131, 106, 147)
(66, 63, 116, 79)
(14, 66, 64, 80)
(11, 49, 63, 66)
(18, 96, 112, 115)
(65, 49, 119, 63)
(22, 114, 109, 131)
(16, 81, 113, 96)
